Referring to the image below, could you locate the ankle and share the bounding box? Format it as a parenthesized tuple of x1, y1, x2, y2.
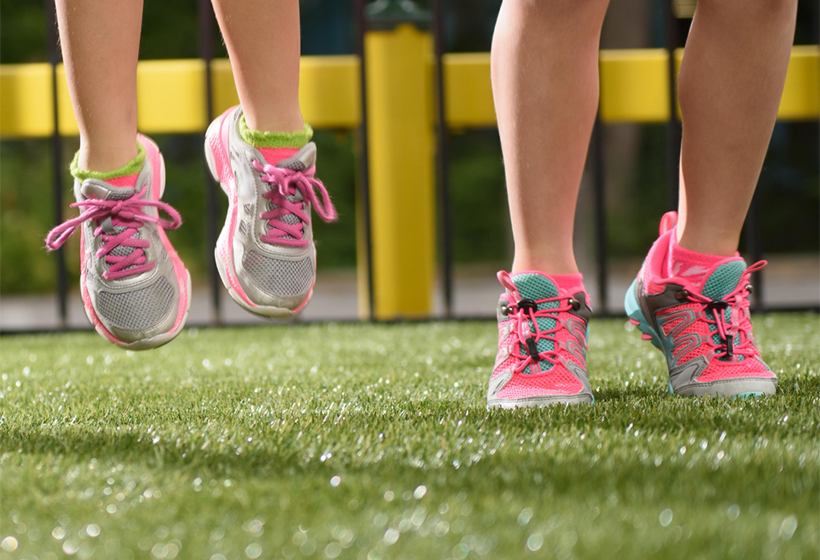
(76, 140, 141, 177)
(242, 109, 305, 139)
(72, 141, 145, 182)
(511, 256, 579, 277)
(676, 229, 739, 258)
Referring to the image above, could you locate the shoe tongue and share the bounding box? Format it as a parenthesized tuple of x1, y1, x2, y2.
(702, 259, 746, 300)
(510, 272, 559, 308)
(80, 179, 136, 201)
(274, 142, 316, 171)
(509, 273, 559, 374)
(256, 142, 316, 173)
(78, 179, 142, 271)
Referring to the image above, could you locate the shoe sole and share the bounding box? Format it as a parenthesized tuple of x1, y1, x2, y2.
(488, 394, 593, 409)
(624, 278, 776, 397)
(204, 112, 312, 319)
(81, 139, 192, 350)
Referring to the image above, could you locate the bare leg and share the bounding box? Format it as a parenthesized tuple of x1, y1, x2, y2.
(56, 0, 143, 173)
(676, 0, 797, 256)
(212, 0, 304, 133)
(492, 0, 610, 275)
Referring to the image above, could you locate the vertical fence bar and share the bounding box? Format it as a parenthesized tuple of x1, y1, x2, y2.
(355, 0, 376, 321)
(198, 0, 222, 324)
(591, 119, 608, 312)
(432, 0, 453, 319)
(745, 190, 765, 311)
(664, 0, 681, 211)
(44, 0, 68, 328)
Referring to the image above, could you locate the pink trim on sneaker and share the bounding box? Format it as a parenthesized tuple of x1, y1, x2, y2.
(72, 135, 189, 346)
(139, 134, 190, 332)
(546, 273, 585, 298)
(667, 230, 740, 289)
(258, 147, 299, 166)
(105, 174, 140, 188)
(209, 108, 258, 308)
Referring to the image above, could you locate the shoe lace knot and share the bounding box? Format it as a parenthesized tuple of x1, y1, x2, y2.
(44, 186, 182, 281)
(253, 160, 337, 247)
(498, 271, 579, 375)
(672, 261, 766, 360)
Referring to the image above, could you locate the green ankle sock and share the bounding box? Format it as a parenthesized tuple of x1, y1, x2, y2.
(70, 141, 146, 181)
(239, 115, 313, 149)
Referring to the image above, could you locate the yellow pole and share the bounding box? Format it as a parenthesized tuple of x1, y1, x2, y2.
(363, 22, 436, 319)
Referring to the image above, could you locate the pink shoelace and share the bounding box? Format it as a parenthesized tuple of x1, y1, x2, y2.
(661, 261, 766, 360)
(253, 160, 337, 247)
(45, 187, 182, 281)
(498, 271, 578, 375)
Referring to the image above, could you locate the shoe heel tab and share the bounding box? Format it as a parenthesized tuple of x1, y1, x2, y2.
(660, 211, 678, 235)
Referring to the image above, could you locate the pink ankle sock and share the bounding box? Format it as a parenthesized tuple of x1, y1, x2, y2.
(666, 233, 732, 288)
(549, 273, 586, 296)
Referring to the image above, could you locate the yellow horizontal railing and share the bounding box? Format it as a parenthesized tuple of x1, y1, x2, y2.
(0, 55, 362, 137)
(0, 46, 817, 138)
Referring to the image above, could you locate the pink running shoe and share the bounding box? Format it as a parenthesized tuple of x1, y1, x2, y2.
(45, 135, 191, 350)
(204, 106, 337, 318)
(488, 271, 594, 408)
(624, 211, 777, 397)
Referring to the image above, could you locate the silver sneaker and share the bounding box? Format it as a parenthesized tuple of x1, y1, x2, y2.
(204, 106, 337, 318)
(46, 135, 191, 350)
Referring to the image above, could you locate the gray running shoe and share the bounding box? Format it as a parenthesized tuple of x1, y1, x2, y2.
(46, 135, 191, 350)
(204, 105, 337, 318)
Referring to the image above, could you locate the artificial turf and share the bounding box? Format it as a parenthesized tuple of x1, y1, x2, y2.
(1, 314, 818, 560)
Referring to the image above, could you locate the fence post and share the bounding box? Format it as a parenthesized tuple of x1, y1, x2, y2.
(198, 0, 222, 324)
(363, 1, 436, 320)
(432, 0, 453, 319)
(354, 0, 376, 321)
(44, 0, 68, 329)
(664, 0, 682, 211)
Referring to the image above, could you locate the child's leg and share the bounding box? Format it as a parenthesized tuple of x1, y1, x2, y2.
(211, 0, 304, 133)
(486, 0, 610, 409)
(56, 0, 143, 173)
(49, 0, 191, 350)
(676, 0, 797, 256)
(492, 0, 610, 275)
(206, 0, 336, 317)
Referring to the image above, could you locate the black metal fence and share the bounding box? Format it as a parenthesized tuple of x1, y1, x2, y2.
(3, 0, 817, 334)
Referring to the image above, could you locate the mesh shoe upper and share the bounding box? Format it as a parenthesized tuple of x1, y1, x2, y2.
(97, 276, 175, 331)
(488, 271, 593, 403)
(634, 211, 775, 391)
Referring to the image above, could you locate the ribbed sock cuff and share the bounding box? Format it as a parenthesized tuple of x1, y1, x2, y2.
(70, 141, 145, 181)
(239, 115, 312, 149)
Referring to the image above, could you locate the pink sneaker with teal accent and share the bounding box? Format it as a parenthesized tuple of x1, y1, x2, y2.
(488, 271, 594, 408)
(45, 135, 191, 350)
(204, 106, 337, 318)
(624, 212, 777, 397)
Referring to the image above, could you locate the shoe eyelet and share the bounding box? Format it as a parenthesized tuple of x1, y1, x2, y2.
(500, 305, 511, 316)
(745, 283, 753, 294)
(517, 299, 538, 314)
(675, 289, 690, 302)
(568, 298, 581, 311)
